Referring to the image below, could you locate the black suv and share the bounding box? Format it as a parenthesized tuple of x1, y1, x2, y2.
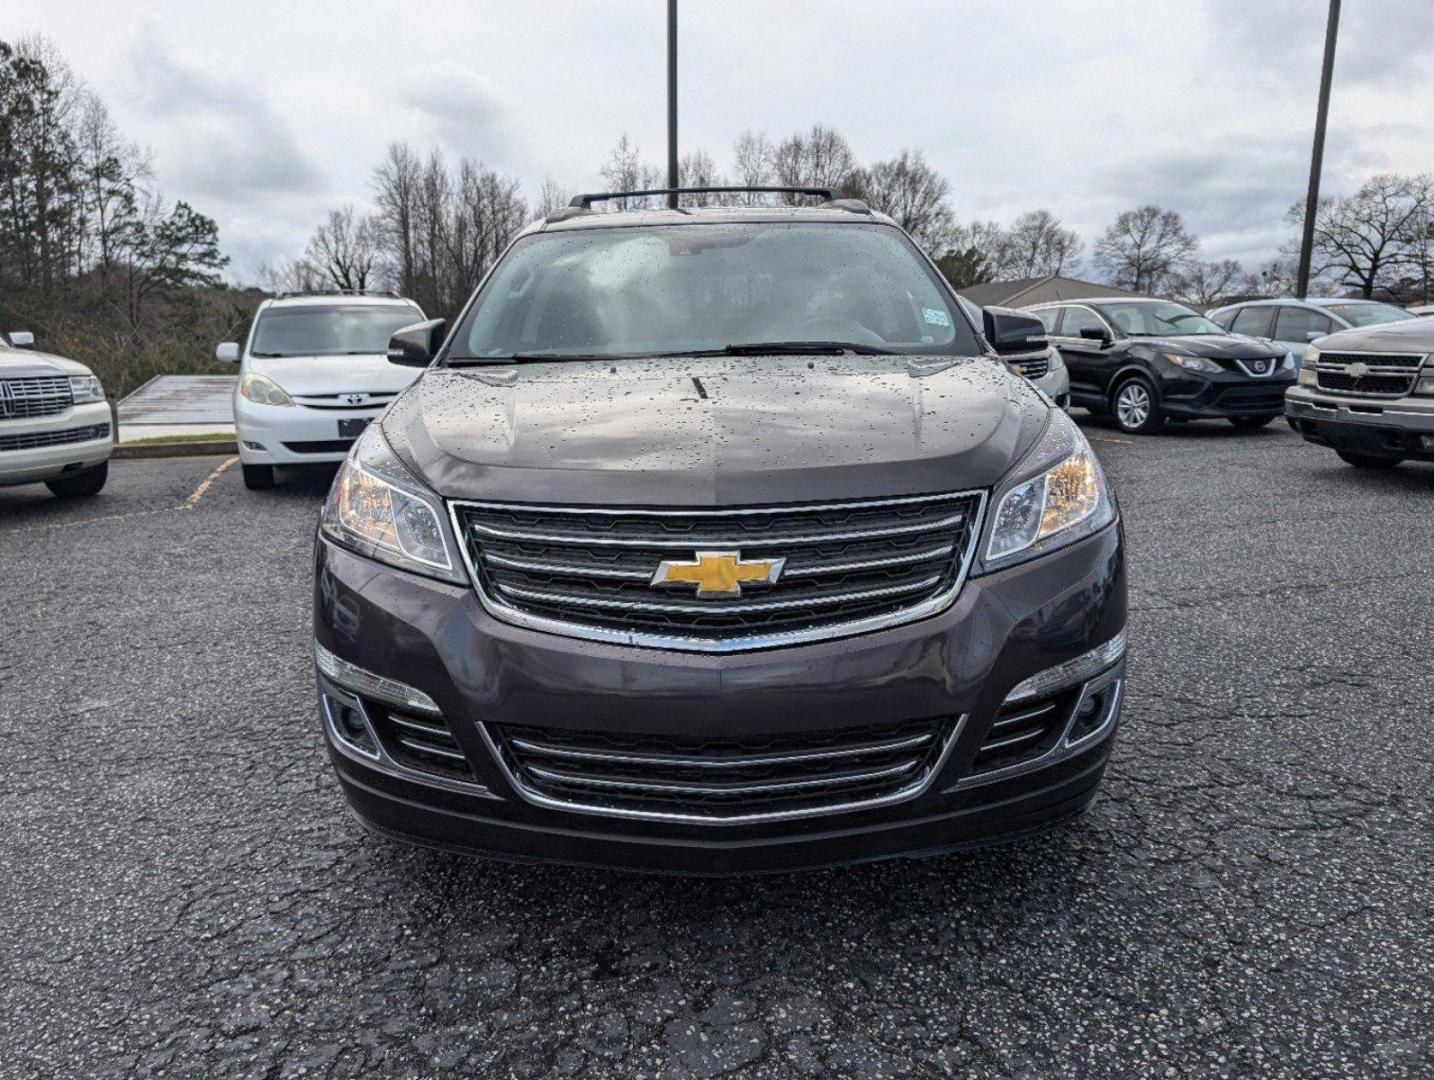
(1028, 298, 1292, 434)
(313, 186, 1127, 873)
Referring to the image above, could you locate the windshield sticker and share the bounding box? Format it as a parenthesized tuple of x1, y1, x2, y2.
(923, 307, 952, 328)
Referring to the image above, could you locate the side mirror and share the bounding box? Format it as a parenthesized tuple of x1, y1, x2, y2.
(1304, 330, 1323, 343)
(215, 342, 240, 363)
(983, 307, 1048, 356)
(1079, 326, 1113, 344)
(387, 318, 447, 367)
(8, 331, 35, 350)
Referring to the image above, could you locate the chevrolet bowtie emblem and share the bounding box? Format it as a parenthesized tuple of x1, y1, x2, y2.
(1345, 361, 1370, 379)
(650, 551, 786, 598)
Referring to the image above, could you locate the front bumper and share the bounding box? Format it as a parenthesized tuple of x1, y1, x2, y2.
(1286, 387, 1434, 460)
(1031, 366, 1071, 410)
(314, 521, 1126, 873)
(1159, 369, 1294, 419)
(234, 394, 381, 465)
(0, 401, 113, 487)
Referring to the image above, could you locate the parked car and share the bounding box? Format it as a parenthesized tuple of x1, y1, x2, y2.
(1026, 297, 1292, 434)
(1406, 303, 1434, 317)
(1208, 297, 1415, 368)
(957, 295, 1070, 407)
(218, 292, 427, 490)
(312, 185, 1127, 873)
(1286, 316, 1434, 469)
(0, 330, 113, 498)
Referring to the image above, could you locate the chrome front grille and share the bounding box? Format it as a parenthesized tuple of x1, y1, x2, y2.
(485, 715, 961, 822)
(0, 422, 109, 452)
(0, 376, 72, 418)
(1313, 352, 1426, 398)
(452, 491, 985, 651)
(1008, 356, 1050, 379)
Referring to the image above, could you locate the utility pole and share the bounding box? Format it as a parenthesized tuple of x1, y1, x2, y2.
(1296, 0, 1340, 298)
(666, 0, 679, 209)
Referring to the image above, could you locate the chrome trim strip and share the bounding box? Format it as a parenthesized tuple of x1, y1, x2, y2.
(783, 544, 954, 577)
(524, 757, 919, 796)
(481, 715, 968, 825)
(976, 727, 1046, 753)
(387, 713, 454, 738)
(506, 730, 935, 770)
(989, 701, 1059, 730)
(486, 545, 954, 583)
(319, 684, 499, 800)
(484, 553, 651, 580)
(457, 490, 980, 517)
(464, 512, 967, 549)
(447, 490, 986, 653)
(397, 736, 468, 762)
(496, 575, 942, 615)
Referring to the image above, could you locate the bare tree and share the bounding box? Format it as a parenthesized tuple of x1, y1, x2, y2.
(599, 134, 661, 210)
(1169, 258, 1247, 306)
(1286, 173, 1432, 298)
(535, 175, 568, 219)
(372, 142, 422, 298)
(678, 150, 724, 205)
(254, 256, 324, 295)
(731, 130, 772, 203)
(854, 149, 956, 253)
(948, 220, 1013, 280)
(304, 205, 381, 292)
(73, 90, 151, 279)
(1002, 210, 1082, 278)
(769, 124, 856, 204)
(1094, 206, 1198, 293)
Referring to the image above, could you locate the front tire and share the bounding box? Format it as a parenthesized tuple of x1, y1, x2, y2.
(1229, 415, 1276, 430)
(242, 463, 276, 490)
(45, 461, 108, 498)
(1336, 451, 1402, 470)
(1112, 376, 1164, 434)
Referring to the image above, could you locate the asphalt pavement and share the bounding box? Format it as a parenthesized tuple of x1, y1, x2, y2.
(1, 419, 1430, 1078)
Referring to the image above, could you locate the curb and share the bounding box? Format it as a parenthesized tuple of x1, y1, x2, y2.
(113, 440, 239, 460)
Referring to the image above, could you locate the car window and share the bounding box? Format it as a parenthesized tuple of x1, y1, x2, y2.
(1273, 306, 1335, 342)
(1033, 307, 1063, 334)
(249, 304, 424, 358)
(1322, 302, 1411, 328)
(1096, 301, 1225, 336)
(1229, 306, 1273, 337)
(1210, 309, 1237, 330)
(449, 222, 983, 359)
(1060, 307, 1106, 336)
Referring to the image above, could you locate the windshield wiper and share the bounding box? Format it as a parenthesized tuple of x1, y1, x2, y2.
(447, 353, 615, 365)
(719, 341, 897, 355)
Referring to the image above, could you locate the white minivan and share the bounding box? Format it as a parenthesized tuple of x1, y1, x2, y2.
(218, 293, 427, 489)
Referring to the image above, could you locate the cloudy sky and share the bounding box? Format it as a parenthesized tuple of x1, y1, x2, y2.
(10, 0, 1434, 282)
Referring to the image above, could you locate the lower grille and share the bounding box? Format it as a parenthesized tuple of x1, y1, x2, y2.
(453, 490, 985, 652)
(367, 704, 474, 781)
(970, 689, 1079, 776)
(486, 716, 960, 822)
(0, 422, 110, 452)
(282, 439, 356, 454)
(1212, 385, 1287, 412)
(0, 376, 73, 418)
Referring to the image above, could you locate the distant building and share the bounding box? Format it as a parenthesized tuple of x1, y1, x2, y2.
(958, 275, 1149, 309)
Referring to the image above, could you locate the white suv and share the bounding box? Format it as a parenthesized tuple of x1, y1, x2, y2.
(0, 331, 113, 498)
(218, 293, 427, 489)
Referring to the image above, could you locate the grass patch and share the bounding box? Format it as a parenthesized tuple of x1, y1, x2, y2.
(128, 432, 236, 445)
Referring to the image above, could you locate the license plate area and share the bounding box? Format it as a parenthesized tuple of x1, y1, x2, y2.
(338, 418, 371, 439)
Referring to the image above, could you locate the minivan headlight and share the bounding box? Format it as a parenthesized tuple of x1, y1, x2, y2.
(239, 372, 294, 407)
(983, 411, 1115, 569)
(320, 425, 466, 584)
(69, 375, 105, 402)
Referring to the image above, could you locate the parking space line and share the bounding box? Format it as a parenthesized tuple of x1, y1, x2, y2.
(1086, 434, 1134, 446)
(10, 456, 238, 534)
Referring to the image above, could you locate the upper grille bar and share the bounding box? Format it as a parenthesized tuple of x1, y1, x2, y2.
(0, 376, 73, 419)
(451, 489, 986, 652)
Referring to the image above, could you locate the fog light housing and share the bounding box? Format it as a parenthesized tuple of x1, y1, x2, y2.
(315, 641, 440, 716)
(1420, 435, 1434, 451)
(1004, 631, 1126, 704)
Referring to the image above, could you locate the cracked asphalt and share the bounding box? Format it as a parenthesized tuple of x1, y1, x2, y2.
(2, 419, 1431, 1079)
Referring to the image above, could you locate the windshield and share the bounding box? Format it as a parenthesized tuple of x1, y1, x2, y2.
(250, 304, 422, 358)
(1096, 301, 1226, 337)
(1322, 302, 1411, 328)
(447, 222, 981, 360)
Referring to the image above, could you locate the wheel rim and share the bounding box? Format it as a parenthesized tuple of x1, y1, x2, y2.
(1116, 383, 1150, 428)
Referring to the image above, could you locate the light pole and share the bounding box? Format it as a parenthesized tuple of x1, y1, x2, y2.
(666, 0, 679, 208)
(1296, 0, 1340, 298)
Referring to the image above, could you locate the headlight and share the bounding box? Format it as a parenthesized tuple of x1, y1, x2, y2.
(1416, 376, 1434, 397)
(1303, 344, 1320, 366)
(239, 372, 294, 407)
(983, 410, 1115, 569)
(68, 375, 105, 402)
(320, 424, 466, 584)
(1162, 353, 1221, 374)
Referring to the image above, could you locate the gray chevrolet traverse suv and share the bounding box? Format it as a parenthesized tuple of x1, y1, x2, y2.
(313, 186, 1127, 873)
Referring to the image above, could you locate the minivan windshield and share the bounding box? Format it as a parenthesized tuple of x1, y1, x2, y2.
(1096, 301, 1226, 337)
(447, 222, 981, 360)
(1322, 302, 1411, 328)
(250, 304, 422, 358)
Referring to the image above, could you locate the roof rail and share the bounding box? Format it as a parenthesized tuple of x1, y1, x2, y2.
(567, 185, 850, 210)
(273, 288, 403, 300)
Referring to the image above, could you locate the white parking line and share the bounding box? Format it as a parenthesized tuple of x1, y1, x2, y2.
(10, 456, 238, 533)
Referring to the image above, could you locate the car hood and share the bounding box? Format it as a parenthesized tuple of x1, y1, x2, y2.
(0, 348, 91, 378)
(248, 353, 423, 396)
(381, 355, 1047, 506)
(1313, 318, 1434, 353)
(1149, 334, 1286, 359)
